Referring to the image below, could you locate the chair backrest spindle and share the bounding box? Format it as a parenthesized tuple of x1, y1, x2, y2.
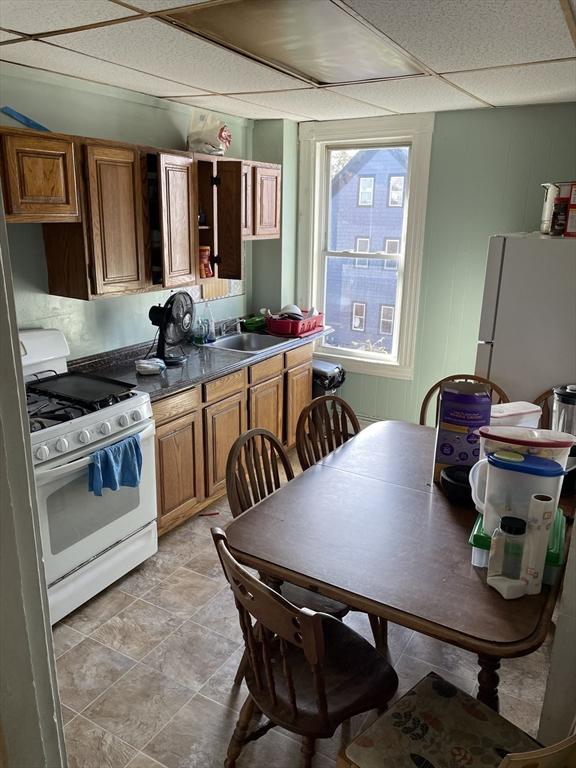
(296, 395, 361, 471)
(419, 374, 510, 426)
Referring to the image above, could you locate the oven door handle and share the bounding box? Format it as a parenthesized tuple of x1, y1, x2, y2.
(35, 422, 155, 483)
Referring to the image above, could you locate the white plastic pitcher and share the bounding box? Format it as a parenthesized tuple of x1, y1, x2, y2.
(470, 451, 565, 537)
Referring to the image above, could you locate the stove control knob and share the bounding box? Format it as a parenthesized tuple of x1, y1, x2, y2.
(131, 409, 143, 423)
(56, 438, 69, 453)
(100, 421, 112, 436)
(35, 445, 50, 461)
(78, 429, 91, 444)
(118, 414, 130, 428)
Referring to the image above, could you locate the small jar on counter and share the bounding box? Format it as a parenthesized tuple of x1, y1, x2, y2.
(488, 515, 526, 580)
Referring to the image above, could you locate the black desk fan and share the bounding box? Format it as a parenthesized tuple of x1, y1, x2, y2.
(148, 291, 194, 366)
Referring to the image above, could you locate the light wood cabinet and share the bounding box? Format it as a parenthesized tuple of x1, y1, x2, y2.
(204, 390, 247, 497)
(285, 361, 313, 448)
(240, 162, 253, 237)
(249, 375, 283, 440)
(155, 409, 204, 535)
(158, 153, 198, 288)
(1, 134, 79, 222)
(86, 144, 147, 295)
(253, 164, 281, 238)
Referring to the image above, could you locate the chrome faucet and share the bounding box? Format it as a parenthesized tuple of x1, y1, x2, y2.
(219, 318, 241, 337)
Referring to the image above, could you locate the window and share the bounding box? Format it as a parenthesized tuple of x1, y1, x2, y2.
(352, 302, 366, 331)
(357, 176, 374, 206)
(388, 175, 405, 207)
(355, 237, 370, 252)
(298, 114, 434, 379)
(380, 305, 395, 335)
(384, 238, 400, 255)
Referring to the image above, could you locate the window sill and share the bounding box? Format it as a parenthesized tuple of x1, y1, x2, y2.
(313, 346, 414, 380)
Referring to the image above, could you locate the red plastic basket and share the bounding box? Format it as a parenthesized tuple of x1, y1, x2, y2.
(265, 312, 324, 338)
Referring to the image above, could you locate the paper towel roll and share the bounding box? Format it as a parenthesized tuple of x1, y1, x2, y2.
(521, 493, 555, 595)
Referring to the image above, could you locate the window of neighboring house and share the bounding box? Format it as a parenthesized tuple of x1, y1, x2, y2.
(357, 176, 374, 206)
(352, 302, 366, 331)
(298, 114, 433, 379)
(380, 305, 395, 335)
(355, 237, 370, 252)
(388, 175, 405, 207)
(384, 238, 400, 255)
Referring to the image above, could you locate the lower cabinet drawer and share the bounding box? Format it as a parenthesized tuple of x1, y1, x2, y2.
(285, 343, 313, 370)
(249, 353, 283, 385)
(203, 369, 247, 404)
(204, 391, 247, 498)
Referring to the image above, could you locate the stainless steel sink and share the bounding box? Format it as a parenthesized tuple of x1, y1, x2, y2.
(207, 333, 289, 354)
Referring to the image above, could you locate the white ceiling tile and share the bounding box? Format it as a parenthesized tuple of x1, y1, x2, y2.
(0, 0, 138, 35)
(51, 17, 309, 93)
(174, 94, 310, 121)
(229, 88, 393, 120)
(342, 0, 576, 72)
(0, 40, 207, 96)
(0, 29, 23, 42)
(330, 76, 485, 113)
(446, 61, 576, 107)
(126, 0, 207, 9)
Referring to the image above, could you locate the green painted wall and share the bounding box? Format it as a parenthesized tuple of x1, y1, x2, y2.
(0, 63, 255, 358)
(251, 119, 298, 312)
(339, 102, 576, 422)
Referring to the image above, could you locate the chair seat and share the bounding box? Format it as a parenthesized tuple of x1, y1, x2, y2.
(280, 581, 349, 618)
(246, 615, 398, 738)
(344, 672, 539, 768)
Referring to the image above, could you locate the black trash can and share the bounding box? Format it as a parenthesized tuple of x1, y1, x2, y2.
(312, 359, 346, 398)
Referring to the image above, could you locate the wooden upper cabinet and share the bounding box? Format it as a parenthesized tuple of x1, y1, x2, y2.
(86, 144, 147, 295)
(158, 153, 198, 288)
(254, 165, 281, 238)
(241, 162, 253, 238)
(216, 160, 243, 280)
(1, 134, 79, 222)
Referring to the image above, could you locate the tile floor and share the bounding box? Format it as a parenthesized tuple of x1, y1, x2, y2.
(53, 456, 552, 768)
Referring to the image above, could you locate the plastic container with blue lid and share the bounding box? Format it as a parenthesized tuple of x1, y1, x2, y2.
(487, 450, 565, 477)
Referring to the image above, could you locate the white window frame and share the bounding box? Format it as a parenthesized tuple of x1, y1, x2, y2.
(379, 305, 395, 335)
(355, 258, 369, 268)
(384, 238, 400, 255)
(388, 175, 405, 207)
(355, 237, 370, 253)
(351, 302, 366, 332)
(297, 113, 434, 380)
(357, 176, 374, 207)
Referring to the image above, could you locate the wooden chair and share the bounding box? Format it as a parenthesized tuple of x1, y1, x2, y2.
(226, 428, 350, 619)
(296, 395, 361, 472)
(533, 388, 554, 428)
(419, 374, 510, 426)
(336, 671, 575, 768)
(212, 528, 399, 768)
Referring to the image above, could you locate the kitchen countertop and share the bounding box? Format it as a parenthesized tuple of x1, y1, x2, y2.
(70, 330, 328, 402)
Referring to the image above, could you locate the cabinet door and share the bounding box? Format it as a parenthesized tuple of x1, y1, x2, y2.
(86, 144, 147, 295)
(249, 375, 283, 440)
(155, 410, 204, 535)
(254, 165, 281, 238)
(1, 134, 79, 221)
(285, 362, 312, 448)
(159, 153, 198, 288)
(241, 163, 253, 238)
(216, 160, 242, 279)
(204, 391, 246, 497)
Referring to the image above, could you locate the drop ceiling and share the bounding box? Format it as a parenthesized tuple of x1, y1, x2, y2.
(0, 0, 574, 122)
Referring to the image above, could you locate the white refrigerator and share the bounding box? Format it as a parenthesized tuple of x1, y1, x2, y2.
(475, 233, 576, 402)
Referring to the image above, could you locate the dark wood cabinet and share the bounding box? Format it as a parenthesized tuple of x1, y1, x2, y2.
(285, 362, 313, 448)
(155, 409, 204, 535)
(241, 162, 253, 237)
(249, 374, 283, 440)
(1, 134, 79, 222)
(204, 390, 247, 497)
(253, 164, 281, 238)
(158, 153, 198, 288)
(86, 144, 147, 295)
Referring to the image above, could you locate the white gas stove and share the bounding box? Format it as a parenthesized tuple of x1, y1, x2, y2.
(21, 329, 158, 624)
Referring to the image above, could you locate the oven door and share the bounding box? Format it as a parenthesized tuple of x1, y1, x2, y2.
(34, 421, 157, 586)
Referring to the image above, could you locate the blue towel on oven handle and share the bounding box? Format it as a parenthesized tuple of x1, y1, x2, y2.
(89, 434, 143, 496)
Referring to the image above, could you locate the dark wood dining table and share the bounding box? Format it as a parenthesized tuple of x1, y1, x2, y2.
(225, 420, 569, 711)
